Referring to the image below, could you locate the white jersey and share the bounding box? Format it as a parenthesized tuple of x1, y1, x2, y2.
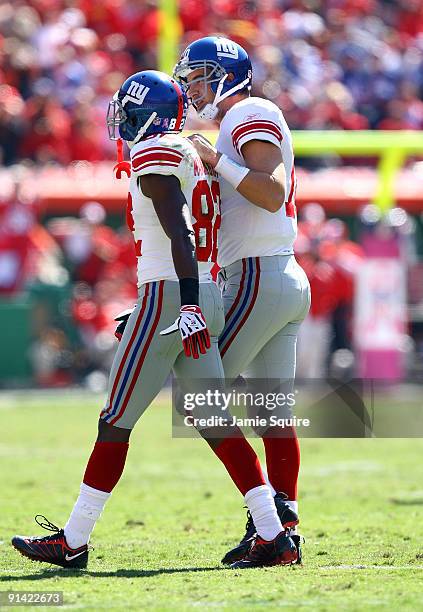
(216, 97, 297, 268)
(127, 133, 221, 286)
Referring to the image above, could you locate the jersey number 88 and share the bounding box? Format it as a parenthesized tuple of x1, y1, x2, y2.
(192, 178, 221, 263)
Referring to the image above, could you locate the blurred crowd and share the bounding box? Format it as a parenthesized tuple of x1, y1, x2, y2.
(1, 0, 423, 386)
(2, 180, 422, 386)
(295, 202, 420, 379)
(2, 0, 423, 166)
(0, 187, 138, 387)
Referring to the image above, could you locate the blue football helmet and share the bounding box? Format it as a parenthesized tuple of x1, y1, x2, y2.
(173, 36, 252, 120)
(107, 70, 188, 144)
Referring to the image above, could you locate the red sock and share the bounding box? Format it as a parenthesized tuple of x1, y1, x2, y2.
(212, 437, 266, 496)
(263, 426, 300, 500)
(83, 441, 129, 493)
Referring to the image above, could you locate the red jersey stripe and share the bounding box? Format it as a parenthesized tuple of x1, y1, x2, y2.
(132, 154, 183, 171)
(233, 129, 283, 154)
(133, 146, 184, 157)
(132, 148, 183, 166)
(233, 126, 283, 144)
(132, 161, 181, 173)
(231, 120, 283, 141)
(232, 121, 283, 152)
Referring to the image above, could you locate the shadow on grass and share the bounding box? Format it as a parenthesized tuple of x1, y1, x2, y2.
(389, 498, 423, 506)
(1, 566, 226, 582)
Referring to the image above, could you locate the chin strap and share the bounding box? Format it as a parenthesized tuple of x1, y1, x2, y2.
(113, 138, 131, 179)
(199, 75, 251, 120)
(132, 112, 158, 145)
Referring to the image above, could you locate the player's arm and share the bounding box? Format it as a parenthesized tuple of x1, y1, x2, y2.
(139, 173, 210, 359)
(235, 140, 285, 212)
(189, 135, 285, 213)
(139, 173, 198, 299)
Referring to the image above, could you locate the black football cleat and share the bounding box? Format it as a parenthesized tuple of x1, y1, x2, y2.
(11, 515, 88, 569)
(230, 531, 298, 569)
(221, 511, 255, 565)
(221, 492, 299, 565)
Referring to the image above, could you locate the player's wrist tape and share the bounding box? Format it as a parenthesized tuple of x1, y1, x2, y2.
(179, 277, 199, 306)
(214, 154, 249, 189)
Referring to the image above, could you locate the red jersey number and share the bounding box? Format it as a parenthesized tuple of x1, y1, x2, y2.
(285, 165, 297, 219)
(192, 179, 221, 262)
(126, 193, 142, 256)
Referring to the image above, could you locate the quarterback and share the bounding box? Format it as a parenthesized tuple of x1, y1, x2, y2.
(174, 36, 311, 565)
(12, 70, 298, 570)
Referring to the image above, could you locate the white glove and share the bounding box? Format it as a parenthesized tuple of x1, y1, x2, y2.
(114, 307, 135, 341)
(160, 305, 211, 359)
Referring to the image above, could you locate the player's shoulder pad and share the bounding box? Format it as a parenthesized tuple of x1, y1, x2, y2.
(130, 133, 186, 176)
(226, 97, 284, 155)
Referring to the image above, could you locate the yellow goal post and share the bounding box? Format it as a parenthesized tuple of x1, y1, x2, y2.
(186, 130, 423, 212)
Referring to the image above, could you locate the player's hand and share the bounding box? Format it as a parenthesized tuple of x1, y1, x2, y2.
(188, 134, 221, 168)
(160, 305, 211, 359)
(114, 307, 135, 341)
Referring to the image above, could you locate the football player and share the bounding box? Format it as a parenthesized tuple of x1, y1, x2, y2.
(174, 37, 311, 565)
(12, 70, 297, 570)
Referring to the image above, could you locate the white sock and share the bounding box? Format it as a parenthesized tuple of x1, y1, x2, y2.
(261, 469, 276, 497)
(64, 483, 111, 549)
(244, 485, 282, 541)
(261, 467, 300, 535)
(262, 467, 299, 517)
(286, 500, 298, 514)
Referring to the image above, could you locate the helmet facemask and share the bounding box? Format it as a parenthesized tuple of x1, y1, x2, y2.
(106, 94, 127, 140)
(107, 91, 157, 146)
(175, 59, 227, 120)
(175, 58, 251, 120)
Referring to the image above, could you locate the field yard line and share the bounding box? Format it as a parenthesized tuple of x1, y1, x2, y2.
(305, 460, 382, 475)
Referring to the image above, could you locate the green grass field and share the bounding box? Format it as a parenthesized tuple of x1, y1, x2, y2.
(1, 391, 423, 611)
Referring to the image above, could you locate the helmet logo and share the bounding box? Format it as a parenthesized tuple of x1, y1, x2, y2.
(215, 39, 239, 60)
(181, 47, 190, 63)
(122, 81, 150, 107)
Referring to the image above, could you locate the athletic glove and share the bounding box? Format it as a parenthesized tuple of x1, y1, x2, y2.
(114, 307, 135, 342)
(160, 305, 211, 359)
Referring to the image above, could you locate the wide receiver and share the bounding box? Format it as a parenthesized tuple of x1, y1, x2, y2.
(174, 36, 311, 565)
(12, 70, 298, 570)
